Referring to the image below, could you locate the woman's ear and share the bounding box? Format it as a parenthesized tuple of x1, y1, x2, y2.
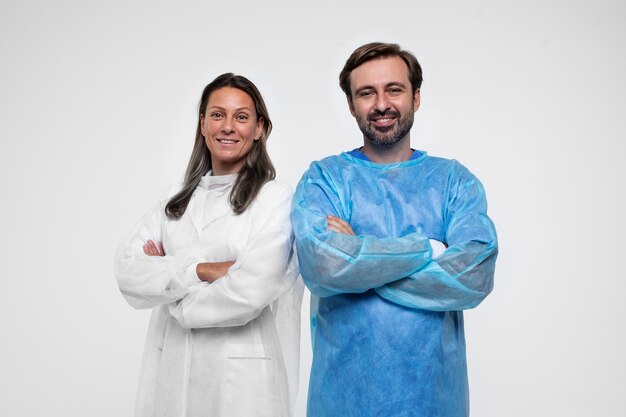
(254, 116, 265, 140)
(200, 113, 206, 137)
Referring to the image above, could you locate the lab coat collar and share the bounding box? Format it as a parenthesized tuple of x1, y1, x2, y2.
(198, 170, 238, 190)
(190, 171, 237, 235)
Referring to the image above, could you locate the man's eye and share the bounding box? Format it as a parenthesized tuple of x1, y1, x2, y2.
(358, 91, 374, 98)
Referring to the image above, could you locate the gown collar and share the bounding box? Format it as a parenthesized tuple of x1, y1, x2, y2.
(341, 149, 428, 169)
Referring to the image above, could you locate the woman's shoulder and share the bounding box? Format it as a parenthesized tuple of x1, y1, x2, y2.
(156, 182, 184, 204)
(259, 179, 293, 198)
(253, 179, 293, 207)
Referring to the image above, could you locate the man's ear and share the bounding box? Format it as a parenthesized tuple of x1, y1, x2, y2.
(413, 89, 421, 112)
(347, 96, 356, 117)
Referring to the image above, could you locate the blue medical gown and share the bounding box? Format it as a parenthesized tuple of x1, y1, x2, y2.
(291, 151, 498, 417)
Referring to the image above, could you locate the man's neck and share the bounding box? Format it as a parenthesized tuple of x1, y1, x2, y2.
(361, 137, 413, 164)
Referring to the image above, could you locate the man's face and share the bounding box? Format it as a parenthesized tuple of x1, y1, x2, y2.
(348, 56, 420, 147)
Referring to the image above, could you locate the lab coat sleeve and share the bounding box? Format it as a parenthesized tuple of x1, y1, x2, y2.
(375, 164, 498, 311)
(291, 162, 433, 297)
(168, 183, 299, 328)
(114, 186, 203, 309)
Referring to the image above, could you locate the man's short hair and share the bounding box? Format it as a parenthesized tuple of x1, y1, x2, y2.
(339, 42, 423, 102)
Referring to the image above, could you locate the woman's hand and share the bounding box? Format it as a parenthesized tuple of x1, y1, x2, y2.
(142, 239, 233, 283)
(143, 240, 165, 256)
(326, 215, 355, 236)
(196, 261, 236, 283)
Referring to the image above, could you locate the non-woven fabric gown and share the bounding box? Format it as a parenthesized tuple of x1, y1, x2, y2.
(291, 150, 498, 417)
(115, 173, 303, 417)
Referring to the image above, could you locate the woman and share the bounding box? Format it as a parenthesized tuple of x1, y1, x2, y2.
(114, 73, 303, 417)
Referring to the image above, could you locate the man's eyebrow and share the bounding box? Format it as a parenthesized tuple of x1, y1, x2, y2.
(386, 81, 408, 89)
(354, 81, 408, 95)
(353, 85, 375, 95)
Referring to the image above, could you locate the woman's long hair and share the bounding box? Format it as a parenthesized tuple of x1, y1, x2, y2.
(165, 73, 275, 219)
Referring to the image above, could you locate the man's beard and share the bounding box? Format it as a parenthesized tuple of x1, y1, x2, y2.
(356, 109, 414, 147)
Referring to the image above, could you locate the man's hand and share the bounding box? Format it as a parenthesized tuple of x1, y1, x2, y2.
(327, 215, 355, 236)
(143, 239, 165, 256)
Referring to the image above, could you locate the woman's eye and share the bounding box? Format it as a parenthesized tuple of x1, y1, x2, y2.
(210, 112, 223, 119)
(236, 114, 249, 121)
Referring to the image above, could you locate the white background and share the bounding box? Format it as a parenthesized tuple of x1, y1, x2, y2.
(1, 0, 625, 416)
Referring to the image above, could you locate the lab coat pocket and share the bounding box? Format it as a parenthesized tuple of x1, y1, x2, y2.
(222, 343, 279, 417)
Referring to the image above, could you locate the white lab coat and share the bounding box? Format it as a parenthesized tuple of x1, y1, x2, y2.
(114, 172, 303, 417)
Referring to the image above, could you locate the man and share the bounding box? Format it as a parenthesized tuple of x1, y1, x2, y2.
(291, 42, 498, 417)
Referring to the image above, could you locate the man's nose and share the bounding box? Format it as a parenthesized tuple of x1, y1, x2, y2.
(374, 94, 391, 112)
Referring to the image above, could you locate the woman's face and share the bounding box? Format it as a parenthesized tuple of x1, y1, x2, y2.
(201, 87, 264, 175)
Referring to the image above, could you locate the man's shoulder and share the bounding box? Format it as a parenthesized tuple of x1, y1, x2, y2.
(421, 155, 487, 195)
(311, 153, 348, 167)
(303, 151, 474, 179)
(422, 154, 473, 175)
(302, 153, 350, 176)
(421, 152, 456, 166)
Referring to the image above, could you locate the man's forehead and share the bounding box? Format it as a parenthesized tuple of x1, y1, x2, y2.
(350, 56, 410, 90)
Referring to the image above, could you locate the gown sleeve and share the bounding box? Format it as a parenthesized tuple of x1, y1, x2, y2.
(114, 186, 203, 309)
(375, 163, 498, 311)
(168, 183, 299, 328)
(291, 162, 434, 297)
